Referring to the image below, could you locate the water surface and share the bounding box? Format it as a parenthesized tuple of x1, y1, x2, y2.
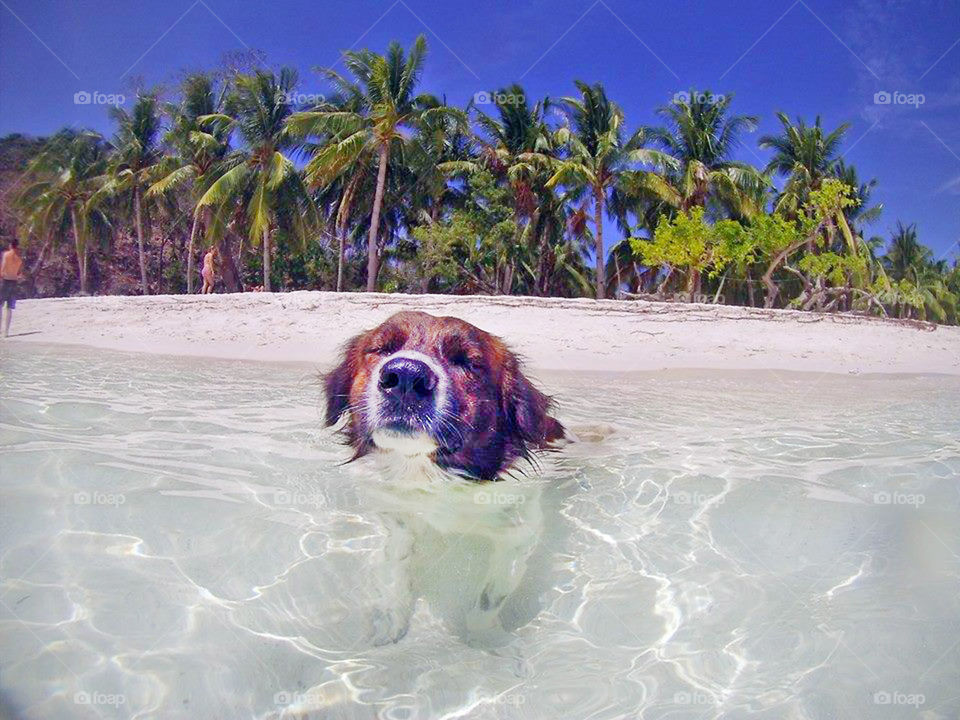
(1, 343, 959, 719)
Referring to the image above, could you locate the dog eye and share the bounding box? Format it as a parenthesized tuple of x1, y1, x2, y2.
(450, 350, 485, 373)
(368, 337, 403, 356)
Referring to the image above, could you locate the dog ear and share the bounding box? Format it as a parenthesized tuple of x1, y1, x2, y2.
(324, 339, 359, 426)
(503, 361, 564, 447)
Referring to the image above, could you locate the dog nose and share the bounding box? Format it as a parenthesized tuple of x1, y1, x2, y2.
(378, 357, 437, 400)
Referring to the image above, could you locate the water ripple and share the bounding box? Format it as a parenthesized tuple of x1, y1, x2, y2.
(1, 344, 958, 719)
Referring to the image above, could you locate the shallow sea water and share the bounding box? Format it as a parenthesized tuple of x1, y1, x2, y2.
(1, 342, 959, 720)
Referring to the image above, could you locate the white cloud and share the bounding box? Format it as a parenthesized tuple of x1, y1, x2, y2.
(936, 174, 960, 195)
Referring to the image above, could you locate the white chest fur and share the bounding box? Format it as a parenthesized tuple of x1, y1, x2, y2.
(362, 449, 546, 645)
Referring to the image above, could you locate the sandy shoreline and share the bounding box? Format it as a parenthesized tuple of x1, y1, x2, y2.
(3, 291, 960, 375)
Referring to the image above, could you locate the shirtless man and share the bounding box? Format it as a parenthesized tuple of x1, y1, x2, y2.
(200, 247, 218, 294)
(1, 238, 24, 338)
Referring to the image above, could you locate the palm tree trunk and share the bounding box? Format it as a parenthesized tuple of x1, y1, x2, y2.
(186, 212, 201, 294)
(158, 235, 167, 291)
(687, 268, 702, 302)
(336, 175, 359, 293)
(134, 187, 149, 295)
(366, 142, 390, 292)
(70, 206, 88, 294)
(530, 211, 546, 296)
(594, 187, 605, 299)
(537, 229, 549, 296)
(337, 228, 346, 292)
(614, 252, 622, 298)
(27, 233, 52, 294)
(505, 208, 525, 296)
(262, 226, 272, 292)
(218, 232, 243, 293)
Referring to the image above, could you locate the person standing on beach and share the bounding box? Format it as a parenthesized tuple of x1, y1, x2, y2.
(1, 238, 24, 338)
(200, 247, 218, 294)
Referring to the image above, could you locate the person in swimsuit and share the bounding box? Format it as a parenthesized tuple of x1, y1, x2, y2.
(1, 238, 24, 338)
(200, 247, 218, 294)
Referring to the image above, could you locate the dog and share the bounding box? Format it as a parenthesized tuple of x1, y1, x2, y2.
(324, 310, 565, 481)
(323, 311, 566, 645)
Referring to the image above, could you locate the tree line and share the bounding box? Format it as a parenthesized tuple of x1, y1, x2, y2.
(6, 36, 958, 323)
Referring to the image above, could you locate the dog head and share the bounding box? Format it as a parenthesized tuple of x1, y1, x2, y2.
(324, 311, 564, 480)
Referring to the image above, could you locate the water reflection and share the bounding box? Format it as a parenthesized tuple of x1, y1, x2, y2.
(0, 345, 958, 719)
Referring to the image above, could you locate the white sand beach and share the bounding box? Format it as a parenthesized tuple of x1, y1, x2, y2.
(4, 292, 960, 375)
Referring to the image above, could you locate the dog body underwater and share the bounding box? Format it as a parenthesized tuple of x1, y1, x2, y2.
(324, 311, 565, 644)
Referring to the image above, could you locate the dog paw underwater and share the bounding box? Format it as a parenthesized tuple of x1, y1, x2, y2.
(320, 311, 571, 647)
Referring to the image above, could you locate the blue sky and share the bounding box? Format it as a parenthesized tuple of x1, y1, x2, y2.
(1, 0, 958, 258)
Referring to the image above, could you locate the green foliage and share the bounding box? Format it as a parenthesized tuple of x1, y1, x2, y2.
(14, 129, 112, 292)
(741, 212, 799, 258)
(271, 232, 337, 290)
(759, 113, 849, 214)
(633, 208, 748, 283)
(798, 251, 868, 287)
(411, 170, 516, 292)
(6, 43, 958, 325)
(805, 177, 858, 216)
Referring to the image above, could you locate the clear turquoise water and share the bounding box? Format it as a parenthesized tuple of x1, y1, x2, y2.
(1, 343, 959, 719)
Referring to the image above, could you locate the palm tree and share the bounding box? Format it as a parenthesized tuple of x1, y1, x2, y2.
(196, 68, 317, 291)
(148, 74, 231, 292)
(831, 160, 882, 236)
(646, 89, 766, 215)
(626, 90, 761, 298)
(16, 130, 110, 293)
(547, 81, 661, 299)
(605, 197, 663, 296)
(287, 35, 441, 291)
(883, 221, 931, 281)
(290, 91, 373, 293)
(914, 265, 958, 324)
(322, 164, 368, 292)
(406, 94, 472, 225)
(640, 90, 763, 216)
(466, 85, 560, 294)
(759, 112, 849, 214)
(101, 92, 165, 294)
